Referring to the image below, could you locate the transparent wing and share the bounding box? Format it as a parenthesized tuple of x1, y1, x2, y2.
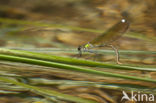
(90, 19, 130, 46)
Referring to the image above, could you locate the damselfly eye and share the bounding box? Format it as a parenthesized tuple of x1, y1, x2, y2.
(77, 46, 82, 57)
(77, 46, 81, 51)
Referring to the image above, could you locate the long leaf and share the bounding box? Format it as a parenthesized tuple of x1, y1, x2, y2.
(0, 48, 155, 71)
(0, 54, 156, 84)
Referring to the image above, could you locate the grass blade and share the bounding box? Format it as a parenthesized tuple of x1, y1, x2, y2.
(0, 76, 98, 103)
(0, 48, 155, 71)
(0, 54, 156, 84)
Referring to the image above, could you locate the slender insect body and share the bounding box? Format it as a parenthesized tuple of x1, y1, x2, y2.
(78, 19, 130, 64)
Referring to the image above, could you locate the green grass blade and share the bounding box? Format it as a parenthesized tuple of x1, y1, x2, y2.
(0, 18, 156, 42)
(0, 77, 98, 103)
(0, 18, 101, 33)
(0, 48, 155, 71)
(0, 54, 156, 84)
(29, 79, 156, 94)
(2, 47, 156, 54)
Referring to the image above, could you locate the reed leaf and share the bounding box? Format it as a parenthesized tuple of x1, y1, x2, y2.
(0, 77, 98, 103)
(0, 48, 155, 71)
(0, 18, 156, 42)
(0, 52, 156, 83)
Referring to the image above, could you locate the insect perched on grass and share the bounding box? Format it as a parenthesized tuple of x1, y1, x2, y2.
(78, 19, 130, 64)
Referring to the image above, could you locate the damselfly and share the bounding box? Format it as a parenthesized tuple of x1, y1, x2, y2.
(78, 19, 130, 64)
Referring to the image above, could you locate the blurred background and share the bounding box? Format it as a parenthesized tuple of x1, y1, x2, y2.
(0, 0, 155, 64)
(0, 0, 155, 63)
(0, 0, 156, 103)
(0, 0, 156, 48)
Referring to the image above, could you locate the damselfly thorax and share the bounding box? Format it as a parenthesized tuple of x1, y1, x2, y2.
(78, 19, 130, 64)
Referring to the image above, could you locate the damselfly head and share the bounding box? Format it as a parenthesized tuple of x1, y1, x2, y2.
(77, 45, 82, 57)
(84, 43, 93, 48)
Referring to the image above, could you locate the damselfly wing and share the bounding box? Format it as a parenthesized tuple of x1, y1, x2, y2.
(90, 19, 129, 46)
(78, 19, 130, 64)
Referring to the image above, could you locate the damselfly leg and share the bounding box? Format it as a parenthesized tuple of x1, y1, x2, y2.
(78, 45, 97, 60)
(98, 45, 121, 64)
(83, 44, 121, 64)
